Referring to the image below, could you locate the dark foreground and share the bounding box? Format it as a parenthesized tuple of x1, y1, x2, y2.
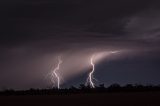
(0, 92, 160, 106)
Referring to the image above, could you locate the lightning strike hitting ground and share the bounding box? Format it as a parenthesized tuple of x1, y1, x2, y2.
(86, 55, 96, 88)
(51, 56, 62, 89)
(85, 51, 119, 88)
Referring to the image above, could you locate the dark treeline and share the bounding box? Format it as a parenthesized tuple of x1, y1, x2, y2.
(1, 84, 160, 95)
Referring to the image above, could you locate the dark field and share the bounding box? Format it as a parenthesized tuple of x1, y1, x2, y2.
(0, 92, 160, 106)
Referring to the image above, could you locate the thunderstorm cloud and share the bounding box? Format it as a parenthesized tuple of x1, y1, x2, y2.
(0, 0, 160, 89)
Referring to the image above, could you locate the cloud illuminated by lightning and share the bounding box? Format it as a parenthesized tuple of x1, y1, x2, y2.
(51, 56, 62, 89)
(110, 51, 119, 54)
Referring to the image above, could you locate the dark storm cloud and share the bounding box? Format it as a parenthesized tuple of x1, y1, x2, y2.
(0, 0, 160, 89)
(0, 0, 159, 42)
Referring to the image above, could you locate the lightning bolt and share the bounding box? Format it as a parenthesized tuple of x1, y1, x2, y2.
(86, 55, 96, 88)
(51, 56, 62, 89)
(85, 51, 119, 88)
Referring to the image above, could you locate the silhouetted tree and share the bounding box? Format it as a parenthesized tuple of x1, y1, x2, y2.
(1, 83, 160, 95)
(79, 84, 86, 90)
(108, 83, 121, 92)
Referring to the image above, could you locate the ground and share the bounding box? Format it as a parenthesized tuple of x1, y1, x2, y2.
(0, 92, 160, 106)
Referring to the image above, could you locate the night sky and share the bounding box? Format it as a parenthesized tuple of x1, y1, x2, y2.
(0, 0, 160, 90)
